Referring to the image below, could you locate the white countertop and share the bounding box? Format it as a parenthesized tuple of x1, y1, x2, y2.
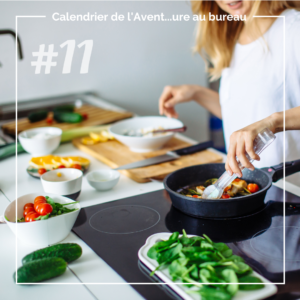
(1, 96, 300, 300)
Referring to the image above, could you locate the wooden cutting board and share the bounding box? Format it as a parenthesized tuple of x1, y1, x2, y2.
(73, 137, 223, 183)
(2, 105, 133, 135)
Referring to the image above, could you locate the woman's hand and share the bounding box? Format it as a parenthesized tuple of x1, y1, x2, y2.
(159, 85, 200, 118)
(225, 115, 278, 177)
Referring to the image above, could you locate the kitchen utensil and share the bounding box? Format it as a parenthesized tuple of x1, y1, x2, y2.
(73, 137, 222, 182)
(123, 126, 187, 137)
(4, 192, 80, 246)
(202, 128, 275, 199)
(114, 141, 213, 170)
(87, 170, 120, 191)
(109, 116, 184, 152)
(138, 232, 277, 300)
(164, 159, 300, 218)
(41, 168, 83, 200)
(2, 105, 133, 135)
(18, 127, 62, 156)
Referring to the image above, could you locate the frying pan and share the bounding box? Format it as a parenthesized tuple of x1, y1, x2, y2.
(163, 160, 300, 218)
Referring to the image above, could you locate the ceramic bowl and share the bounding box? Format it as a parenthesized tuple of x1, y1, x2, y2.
(18, 127, 62, 156)
(41, 168, 83, 200)
(109, 116, 184, 152)
(87, 170, 120, 191)
(3, 193, 80, 246)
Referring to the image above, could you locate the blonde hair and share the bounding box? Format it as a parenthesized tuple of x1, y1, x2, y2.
(191, 1, 300, 81)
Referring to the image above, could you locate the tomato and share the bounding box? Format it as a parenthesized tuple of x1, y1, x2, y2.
(35, 203, 53, 216)
(247, 183, 259, 193)
(192, 195, 199, 198)
(23, 207, 35, 217)
(25, 212, 40, 222)
(58, 165, 66, 168)
(82, 113, 88, 120)
(224, 186, 231, 192)
(23, 203, 34, 210)
(46, 117, 53, 124)
(221, 194, 231, 199)
(72, 164, 82, 170)
(38, 168, 47, 175)
(34, 196, 47, 204)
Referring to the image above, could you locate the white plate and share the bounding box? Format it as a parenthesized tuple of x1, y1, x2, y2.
(138, 232, 278, 300)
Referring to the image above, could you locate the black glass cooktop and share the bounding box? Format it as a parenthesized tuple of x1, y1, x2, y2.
(72, 185, 300, 300)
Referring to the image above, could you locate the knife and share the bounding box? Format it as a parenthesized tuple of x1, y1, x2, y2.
(114, 141, 213, 170)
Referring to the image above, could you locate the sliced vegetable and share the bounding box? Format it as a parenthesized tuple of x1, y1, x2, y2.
(38, 168, 47, 175)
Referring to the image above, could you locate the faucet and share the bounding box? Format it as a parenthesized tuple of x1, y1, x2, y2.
(0, 29, 24, 65)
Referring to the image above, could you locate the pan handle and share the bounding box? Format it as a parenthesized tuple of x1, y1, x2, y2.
(173, 141, 213, 156)
(263, 159, 300, 182)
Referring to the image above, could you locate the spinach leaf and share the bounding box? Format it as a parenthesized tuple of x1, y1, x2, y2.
(221, 269, 238, 296)
(222, 249, 233, 258)
(197, 286, 231, 300)
(239, 275, 264, 290)
(213, 242, 229, 252)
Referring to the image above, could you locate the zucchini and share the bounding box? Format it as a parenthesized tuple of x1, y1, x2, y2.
(28, 110, 48, 123)
(53, 105, 75, 113)
(14, 257, 67, 283)
(22, 243, 82, 264)
(54, 111, 83, 123)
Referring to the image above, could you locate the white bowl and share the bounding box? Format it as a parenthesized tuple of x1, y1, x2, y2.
(109, 116, 183, 152)
(41, 168, 83, 200)
(87, 170, 120, 191)
(18, 127, 62, 156)
(3, 193, 80, 246)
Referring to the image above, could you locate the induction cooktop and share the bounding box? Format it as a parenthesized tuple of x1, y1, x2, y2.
(72, 185, 300, 300)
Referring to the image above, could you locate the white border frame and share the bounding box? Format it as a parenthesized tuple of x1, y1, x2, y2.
(15, 13, 286, 287)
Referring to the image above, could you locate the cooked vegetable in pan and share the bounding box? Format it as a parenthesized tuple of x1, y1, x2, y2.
(179, 178, 259, 199)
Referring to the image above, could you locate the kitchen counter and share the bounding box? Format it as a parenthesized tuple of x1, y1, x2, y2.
(1, 96, 299, 300)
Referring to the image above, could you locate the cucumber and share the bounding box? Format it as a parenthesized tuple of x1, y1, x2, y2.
(53, 105, 75, 113)
(14, 257, 67, 283)
(22, 243, 82, 264)
(0, 143, 25, 160)
(54, 111, 83, 123)
(28, 110, 48, 123)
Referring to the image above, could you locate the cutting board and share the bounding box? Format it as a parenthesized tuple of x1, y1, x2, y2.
(2, 105, 133, 135)
(73, 137, 223, 183)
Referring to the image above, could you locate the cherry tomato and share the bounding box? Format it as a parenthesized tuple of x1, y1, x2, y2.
(192, 195, 198, 198)
(58, 165, 66, 168)
(72, 164, 82, 170)
(46, 117, 53, 124)
(23, 203, 34, 210)
(34, 196, 47, 204)
(247, 183, 259, 193)
(35, 203, 53, 216)
(23, 207, 35, 217)
(221, 194, 231, 199)
(25, 212, 40, 222)
(38, 168, 47, 175)
(82, 113, 88, 120)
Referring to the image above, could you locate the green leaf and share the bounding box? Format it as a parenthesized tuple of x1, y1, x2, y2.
(221, 269, 239, 296)
(222, 254, 245, 263)
(222, 249, 233, 258)
(41, 213, 50, 220)
(158, 243, 183, 264)
(147, 247, 160, 260)
(213, 242, 229, 252)
(201, 240, 214, 250)
(5, 215, 10, 222)
(239, 275, 264, 290)
(197, 286, 231, 300)
(234, 262, 252, 275)
(203, 234, 213, 244)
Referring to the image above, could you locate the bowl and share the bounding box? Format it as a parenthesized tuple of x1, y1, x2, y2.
(109, 116, 184, 152)
(41, 168, 83, 200)
(87, 170, 120, 191)
(3, 193, 80, 246)
(18, 127, 62, 156)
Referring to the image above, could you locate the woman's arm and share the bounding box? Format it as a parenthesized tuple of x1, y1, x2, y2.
(226, 106, 300, 177)
(159, 85, 222, 119)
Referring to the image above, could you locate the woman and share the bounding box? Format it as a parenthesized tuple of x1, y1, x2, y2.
(159, 1, 300, 181)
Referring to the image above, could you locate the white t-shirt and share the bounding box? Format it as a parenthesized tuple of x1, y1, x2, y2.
(219, 9, 300, 182)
